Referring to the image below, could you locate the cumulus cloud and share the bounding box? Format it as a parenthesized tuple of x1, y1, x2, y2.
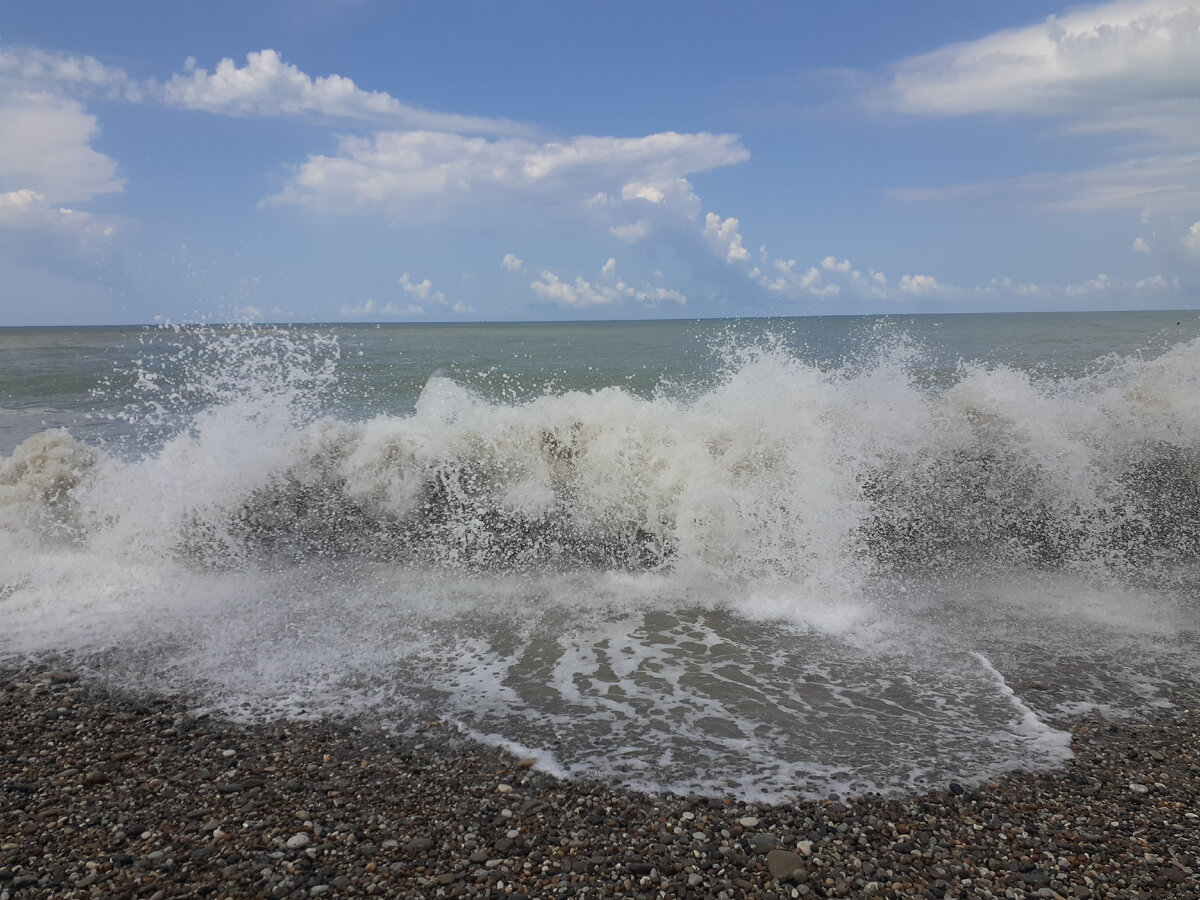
(610, 220, 650, 242)
(898, 273, 943, 294)
(0, 96, 123, 203)
(887, 1, 1200, 117)
(0, 188, 119, 240)
(0, 49, 129, 278)
(0, 47, 142, 102)
(1134, 273, 1171, 290)
(265, 130, 748, 218)
(0, 47, 129, 260)
(979, 271, 1177, 300)
(233, 305, 267, 323)
(400, 272, 445, 305)
(338, 297, 426, 318)
(1184, 220, 1200, 253)
(702, 212, 751, 263)
(744, 250, 902, 302)
(1132, 236, 1152, 252)
(758, 260, 827, 295)
(162, 49, 531, 135)
(1066, 273, 1113, 295)
(530, 258, 687, 309)
(501, 252, 524, 271)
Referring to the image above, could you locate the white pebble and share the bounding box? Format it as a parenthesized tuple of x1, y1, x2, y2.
(497, 783, 513, 793)
(738, 816, 759, 828)
(221, 749, 236, 758)
(286, 833, 311, 849)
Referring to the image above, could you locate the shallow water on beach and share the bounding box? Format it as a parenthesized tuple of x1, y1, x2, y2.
(3, 312, 1199, 799)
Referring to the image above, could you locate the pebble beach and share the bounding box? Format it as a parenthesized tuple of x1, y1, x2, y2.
(2, 666, 1198, 899)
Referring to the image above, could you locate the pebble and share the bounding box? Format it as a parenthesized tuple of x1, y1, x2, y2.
(767, 848, 805, 878)
(1, 664, 1199, 899)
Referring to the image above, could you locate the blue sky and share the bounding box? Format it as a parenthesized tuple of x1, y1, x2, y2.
(2, 0, 1199, 325)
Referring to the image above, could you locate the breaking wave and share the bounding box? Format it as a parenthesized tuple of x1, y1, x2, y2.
(5, 325, 1199, 589)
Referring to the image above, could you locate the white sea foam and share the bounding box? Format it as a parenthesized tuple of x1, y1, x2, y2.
(2, 324, 1199, 798)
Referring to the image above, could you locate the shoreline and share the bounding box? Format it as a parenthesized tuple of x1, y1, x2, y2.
(2, 666, 1198, 898)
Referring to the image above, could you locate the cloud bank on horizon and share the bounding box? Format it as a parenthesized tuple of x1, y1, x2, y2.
(1, 0, 1198, 325)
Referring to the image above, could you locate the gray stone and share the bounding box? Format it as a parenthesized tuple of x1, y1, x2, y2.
(750, 833, 780, 854)
(404, 836, 434, 853)
(766, 848, 804, 879)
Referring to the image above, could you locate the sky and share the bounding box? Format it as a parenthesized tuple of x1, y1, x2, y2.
(2, 0, 1199, 325)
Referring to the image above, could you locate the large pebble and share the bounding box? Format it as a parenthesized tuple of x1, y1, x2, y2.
(766, 848, 804, 879)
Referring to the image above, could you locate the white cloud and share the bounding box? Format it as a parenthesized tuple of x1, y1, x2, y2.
(265, 130, 748, 217)
(609, 219, 650, 242)
(899, 273, 943, 294)
(883, 2, 1200, 220)
(760, 261, 826, 295)
(1132, 236, 1152, 252)
(162, 49, 531, 135)
(1184, 220, 1200, 253)
(0, 188, 119, 240)
(530, 271, 600, 308)
(400, 272, 445, 305)
(1064, 273, 1112, 295)
(340, 298, 380, 318)
(0, 96, 123, 203)
(702, 212, 751, 263)
(530, 259, 687, 309)
(1134, 273, 1171, 289)
(0, 47, 142, 102)
(338, 297, 426, 318)
(889, 153, 1200, 213)
(746, 250, 899, 302)
(887, 1, 1200, 117)
(500, 252, 524, 271)
(452, 300, 474, 315)
(0, 48, 127, 255)
(233, 305, 266, 323)
(978, 271, 1178, 300)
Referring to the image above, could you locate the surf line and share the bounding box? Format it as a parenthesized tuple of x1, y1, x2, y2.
(971, 651, 1073, 754)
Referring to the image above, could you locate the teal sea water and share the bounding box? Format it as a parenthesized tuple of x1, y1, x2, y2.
(2, 311, 1199, 799)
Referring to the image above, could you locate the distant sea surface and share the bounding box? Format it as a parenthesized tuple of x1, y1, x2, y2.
(3, 311, 1199, 799)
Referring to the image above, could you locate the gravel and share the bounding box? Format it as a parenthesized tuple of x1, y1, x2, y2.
(2, 665, 1198, 899)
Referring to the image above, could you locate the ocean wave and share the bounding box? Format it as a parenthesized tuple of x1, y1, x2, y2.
(3, 327, 1198, 591)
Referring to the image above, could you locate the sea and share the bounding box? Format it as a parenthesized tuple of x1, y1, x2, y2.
(2, 311, 1199, 801)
